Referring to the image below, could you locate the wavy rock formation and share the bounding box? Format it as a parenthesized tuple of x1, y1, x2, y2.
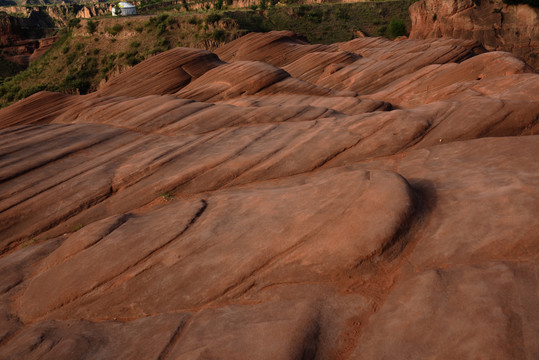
(0, 31, 538, 359)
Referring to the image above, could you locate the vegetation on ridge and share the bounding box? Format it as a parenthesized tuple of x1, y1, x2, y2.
(0, 0, 414, 107)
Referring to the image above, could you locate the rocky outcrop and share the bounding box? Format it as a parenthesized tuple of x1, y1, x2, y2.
(409, 0, 539, 69)
(0, 11, 56, 69)
(0, 32, 538, 359)
(1, 3, 113, 22)
(1, 36, 56, 67)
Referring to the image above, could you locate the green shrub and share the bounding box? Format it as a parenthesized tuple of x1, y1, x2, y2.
(112, 23, 123, 33)
(106, 24, 124, 36)
(75, 43, 84, 51)
(307, 9, 323, 23)
(135, 25, 144, 32)
(296, 4, 309, 16)
(206, 13, 221, 23)
(61, 46, 70, 54)
(68, 18, 81, 28)
(215, 0, 224, 10)
(62, 74, 91, 94)
(130, 41, 141, 48)
(336, 8, 349, 20)
(387, 18, 406, 38)
(156, 38, 170, 49)
(211, 28, 226, 41)
(126, 56, 141, 66)
(156, 23, 167, 36)
(17, 84, 47, 99)
(86, 20, 98, 34)
(65, 53, 77, 65)
(158, 14, 169, 23)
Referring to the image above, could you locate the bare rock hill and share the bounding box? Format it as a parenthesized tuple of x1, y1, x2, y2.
(409, 0, 539, 69)
(0, 31, 538, 359)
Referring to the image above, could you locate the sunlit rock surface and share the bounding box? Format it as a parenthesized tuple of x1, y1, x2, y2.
(0, 31, 538, 359)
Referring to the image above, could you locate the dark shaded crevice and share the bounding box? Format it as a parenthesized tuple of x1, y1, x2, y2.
(300, 319, 321, 360)
(28, 334, 45, 352)
(308, 137, 364, 173)
(83, 213, 134, 250)
(220, 119, 321, 185)
(518, 114, 539, 135)
(1, 279, 23, 295)
(366, 177, 437, 266)
(307, 117, 395, 172)
(218, 143, 290, 189)
(157, 317, 191, 360)
(475, 109, 513, 138)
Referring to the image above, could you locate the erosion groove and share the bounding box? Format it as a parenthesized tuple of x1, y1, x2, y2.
(157, 318, 191, 360)
(0, 31, 538, 359)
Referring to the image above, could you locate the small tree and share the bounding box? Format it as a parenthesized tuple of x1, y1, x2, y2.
(387, 18, 406, 38)
(114, 3, 122, 16)
(86, 19, 98, 34)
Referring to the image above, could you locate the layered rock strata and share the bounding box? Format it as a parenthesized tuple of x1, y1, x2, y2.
(409, 0, 539, 69)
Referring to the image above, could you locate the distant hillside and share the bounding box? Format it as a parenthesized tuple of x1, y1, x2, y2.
(0, 0, 414, 106)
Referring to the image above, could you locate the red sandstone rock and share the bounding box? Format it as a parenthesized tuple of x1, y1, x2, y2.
(97, 47, 225, 97)
(0, 32, 538, 359)
(409, 0, 539, 69)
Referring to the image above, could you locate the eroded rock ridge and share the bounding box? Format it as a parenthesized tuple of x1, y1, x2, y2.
(0, 31, 538, 359)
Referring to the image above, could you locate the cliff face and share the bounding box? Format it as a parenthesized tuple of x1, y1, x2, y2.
(409, 0, 539, 69)
(0, 11, 56, 69)
(0, 12, 26, 47)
